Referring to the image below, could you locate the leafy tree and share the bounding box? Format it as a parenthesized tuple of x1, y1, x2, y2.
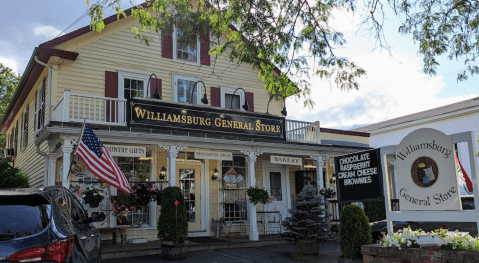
(85, 0, 367, 107)
(0, 156, 30, 188)
(85, 0, 479, 100)
(0, 64, 20, 147)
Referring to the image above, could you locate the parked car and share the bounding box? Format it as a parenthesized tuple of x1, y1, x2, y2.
(0, 186, 105, 263)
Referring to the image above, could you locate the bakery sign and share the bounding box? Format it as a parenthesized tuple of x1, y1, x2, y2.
(270, 155, 303, 166)
(395, 128, 460, 211)
(127, 98, 285, 141)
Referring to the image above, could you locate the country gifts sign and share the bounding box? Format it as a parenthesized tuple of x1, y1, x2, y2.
(334, 148, 383, 202)
(395, 128, 460, 211)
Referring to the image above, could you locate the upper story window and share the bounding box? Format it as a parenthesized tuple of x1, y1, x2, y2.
(20, 105, 29, 151)
(173, 28, 200, 65)
(173, 75, 201, 104)
(221, 87, 245, 111)
(118, 72, 149, 99)
(35, 77, 46, 134)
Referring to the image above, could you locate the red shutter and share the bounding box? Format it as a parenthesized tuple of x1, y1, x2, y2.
(245, 92, 254, 112)
(200, 31, 210, 66)
(162, 29, 173, 59)
(210, 87, 221, 107)
(105, 71, 118, 122)
(150, 78, 162, 99)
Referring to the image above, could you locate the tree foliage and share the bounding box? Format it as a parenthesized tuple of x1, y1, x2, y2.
(0, 64, 20, 147)
(0, 156, 30, 188)
(339, 204, 371, 259)
(86, 0, 367, 107)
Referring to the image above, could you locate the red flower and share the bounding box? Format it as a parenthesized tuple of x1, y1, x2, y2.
(131, 207, 136, 211)
(174, 200, 179, 206)
(137, 186, 141, 189)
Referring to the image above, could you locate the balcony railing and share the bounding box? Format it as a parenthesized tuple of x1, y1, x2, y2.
(285, 120, 320, 144)
(52, 91, 127, 126)
(51, 92, 321, 144)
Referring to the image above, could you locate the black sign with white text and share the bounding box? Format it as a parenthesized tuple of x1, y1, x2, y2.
(334, 149, 383, 202)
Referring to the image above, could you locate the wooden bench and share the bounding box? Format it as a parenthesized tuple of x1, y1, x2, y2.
(99, 228, 120, 244)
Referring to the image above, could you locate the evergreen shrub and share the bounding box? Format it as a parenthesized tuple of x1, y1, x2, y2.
(0, 157, 29, 188)
(281, 185, 331, 242)
(157, 186, 188, 244)
(339, 204, 372, 259)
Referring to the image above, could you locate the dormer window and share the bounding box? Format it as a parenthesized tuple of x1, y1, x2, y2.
(173, 28, 200, 65)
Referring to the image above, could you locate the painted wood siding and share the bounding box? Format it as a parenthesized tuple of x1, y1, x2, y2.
(368, 112, 479, 194)
(54, 17, 282, 115)
(5, 70, 50, 188)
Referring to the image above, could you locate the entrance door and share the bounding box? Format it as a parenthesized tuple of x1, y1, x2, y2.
(177, 164, 201, 232)
(264, 164, 289, 234)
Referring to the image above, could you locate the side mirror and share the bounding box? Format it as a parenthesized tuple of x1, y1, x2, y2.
(90, 212, 106, 222)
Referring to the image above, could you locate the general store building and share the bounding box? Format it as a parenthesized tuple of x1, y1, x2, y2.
(1, 7, 370, 242)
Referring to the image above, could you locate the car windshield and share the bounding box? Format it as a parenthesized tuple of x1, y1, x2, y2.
(0, 194, 50, 240)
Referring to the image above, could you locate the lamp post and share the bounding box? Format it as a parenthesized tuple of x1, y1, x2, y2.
(189, 80, 209, 105)
(231, 87, 249, 111)
(147, 73, 161, 99)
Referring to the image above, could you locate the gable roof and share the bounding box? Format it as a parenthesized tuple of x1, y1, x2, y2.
(354, 97, 479, 133)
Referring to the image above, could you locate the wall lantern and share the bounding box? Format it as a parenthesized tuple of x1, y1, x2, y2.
(159, 165, 167, 180)
(148, 73, 161, 99)
(190, 80, 209, 105)
(211, 167, 219, 181)
(330, 174, 336, 185)
(231, 87, 249, 111)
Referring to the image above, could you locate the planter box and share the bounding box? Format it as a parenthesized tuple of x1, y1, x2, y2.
(362, 244, 479, 263)
(161, 240, 189, 260)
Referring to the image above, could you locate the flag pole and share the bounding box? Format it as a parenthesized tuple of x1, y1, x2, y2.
(66, 119, 87, 182)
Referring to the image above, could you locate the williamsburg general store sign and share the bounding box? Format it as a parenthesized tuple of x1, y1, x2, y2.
(396, 128, 460, 211)
(127, 98, 285, 140)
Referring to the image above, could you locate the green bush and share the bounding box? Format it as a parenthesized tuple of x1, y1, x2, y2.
(339, 204, 371, 259)
(363, 201, 386, 222)
(0, 157, 29, 188)
(157, 186, 188, 244)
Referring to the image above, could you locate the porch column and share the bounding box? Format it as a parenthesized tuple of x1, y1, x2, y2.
(310, 155, 327, 193)
(241, 150, 263, 241)
(61, 140, 74, 188)
(47, 153, 57, 187)
(159, 145, 186, 187)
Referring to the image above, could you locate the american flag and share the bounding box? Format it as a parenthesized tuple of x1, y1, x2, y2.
(75, 124, 131, 194)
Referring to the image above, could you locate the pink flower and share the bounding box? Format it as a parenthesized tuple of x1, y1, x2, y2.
(121, 204, 124, 207)
(147, 187, 152, 191)
(263, 187, 265, 190)
(113, 200, 117, 203)
(130, 206, 135, 210)
(268, 197, 274, 203)
(439, 228, 443, 232)
(137, 186, 141, 189)
(112, 207, 116, 211)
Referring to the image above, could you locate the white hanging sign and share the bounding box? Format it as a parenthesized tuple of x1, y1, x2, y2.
(270, 155, 303, 166)
(104, 145, 146, 157)
(194, 150, 233, 161)
(395, 128, 460, 211)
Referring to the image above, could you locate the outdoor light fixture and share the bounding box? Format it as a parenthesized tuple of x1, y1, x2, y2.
(211, 167, 219, 181)
(189, 80, 209, 105)
(281, 98, 287, 116)
(231, 87, 249, 111)
(147, 73, 161, 99)
(159, 165, 167, 180)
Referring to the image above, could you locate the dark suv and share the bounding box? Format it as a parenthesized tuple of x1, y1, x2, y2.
(0, 186, 105, 263)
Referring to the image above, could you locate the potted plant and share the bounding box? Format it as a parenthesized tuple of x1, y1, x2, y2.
(131, 182, 161, 207)
(338, 204, 371, 262)
(111, 192, 140, 243)
(281, 185, 332, 255)
(80, 186, 105, 208)
(319, 187, 336, 198)
(211, 218, 225, 237)
(158, 186, 188, 259)
(247, 186, 272, 205)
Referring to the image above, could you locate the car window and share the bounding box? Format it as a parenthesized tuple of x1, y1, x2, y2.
(0, 204, 49, 238)
(70, 196, 87, 223)
(56, 194, 74, 222)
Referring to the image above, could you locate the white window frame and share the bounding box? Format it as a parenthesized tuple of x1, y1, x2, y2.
(20, 106, 29, 151)
(118, 71, 150, 99)
(220, 87, 245, 111)
(173, 26, 200, 65)
(172, 75, 202, 104)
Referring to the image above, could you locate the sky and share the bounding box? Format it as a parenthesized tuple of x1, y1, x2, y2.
(1, 1, 478, 131)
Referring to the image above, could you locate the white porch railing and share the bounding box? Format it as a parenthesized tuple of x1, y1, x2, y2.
(52, 91, 127, 126)
(285, 120, 320, 144)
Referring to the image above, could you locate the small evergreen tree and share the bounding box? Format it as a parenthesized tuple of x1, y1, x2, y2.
(157, 186, 188, 244)
(281, 185, 332, 242)
(0, 157, 29, 188)
(339, 204, 372, 260)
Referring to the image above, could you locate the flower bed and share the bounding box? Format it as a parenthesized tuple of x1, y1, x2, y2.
(362, 227, 479, 263)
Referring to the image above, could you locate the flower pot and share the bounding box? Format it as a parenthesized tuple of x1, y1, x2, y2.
(295, 240, 320, 255)
(161, 240, 189, 260)
(215, 226, 221, 237)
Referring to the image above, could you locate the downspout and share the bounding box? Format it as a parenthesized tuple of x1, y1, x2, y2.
(34, 55, 53, 186)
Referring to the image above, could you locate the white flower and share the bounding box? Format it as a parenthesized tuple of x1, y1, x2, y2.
(407, 241, 412, 247)
(81, 194, 86, 198)
(93, 193, 97, 196)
